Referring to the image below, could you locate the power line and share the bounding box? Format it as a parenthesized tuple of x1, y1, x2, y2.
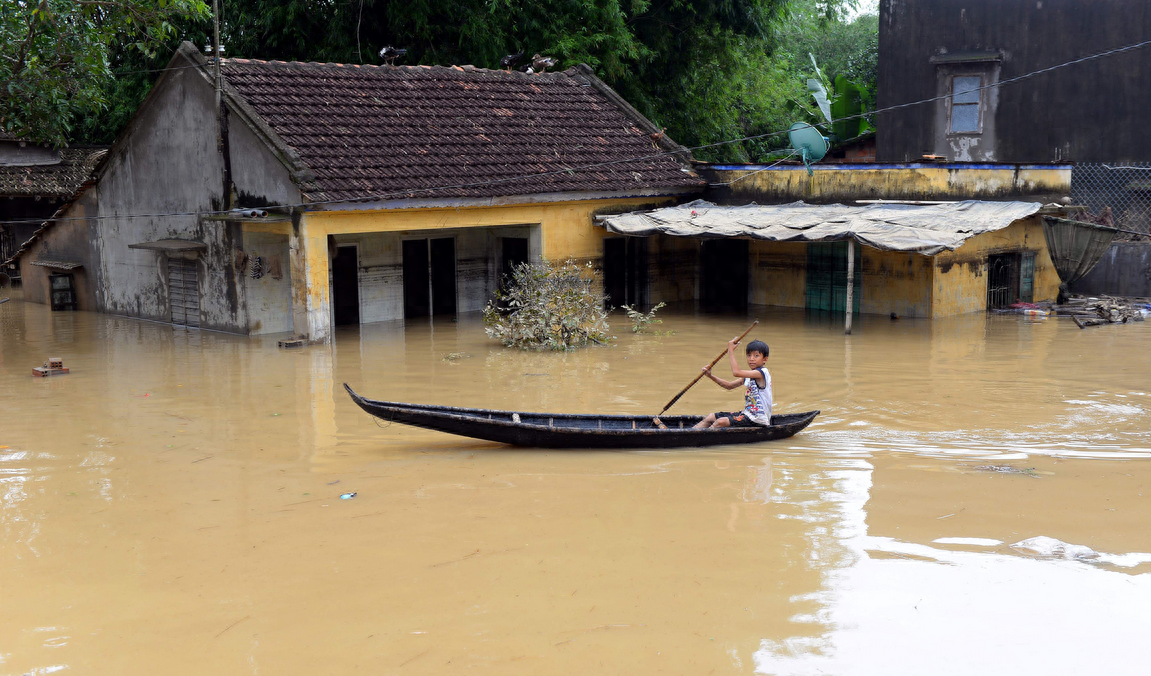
(3, 35, 1150, 229)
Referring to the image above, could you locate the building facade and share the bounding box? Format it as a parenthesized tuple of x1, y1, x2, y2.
(11, 42, 703, 340)
(876, 0, 1151, 163)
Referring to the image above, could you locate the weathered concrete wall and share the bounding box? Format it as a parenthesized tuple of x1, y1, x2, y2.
(240, 230, 292, 334)
(746, 241, 934, 317)
(93, 59, 244, 331)
(750, 241, 806, 309)
(863, 248, 934, 317)
(650, 234, 699, 304)
(90, 53, 302, 334)
(296, 197, 672, 340)
(17, 191, 98, 309)
(931, 216, 1059, 316)
(700, 164, 1070, 205)
(877, 0, 1151, 163)
(1070, 242, 1151, 298)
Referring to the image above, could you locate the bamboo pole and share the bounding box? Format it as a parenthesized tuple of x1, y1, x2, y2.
(652, 320, 759, 428)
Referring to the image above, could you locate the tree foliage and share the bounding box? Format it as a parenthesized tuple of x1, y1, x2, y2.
(6, 0, 878, 164)
(484, 260, 611, 351)
(1, 0, 210, 146)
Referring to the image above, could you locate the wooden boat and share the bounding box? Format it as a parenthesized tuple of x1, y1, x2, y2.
(344, 384, 819, 449)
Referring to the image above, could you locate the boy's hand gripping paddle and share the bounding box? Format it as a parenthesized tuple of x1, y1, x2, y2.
(652, 320, 759, 429)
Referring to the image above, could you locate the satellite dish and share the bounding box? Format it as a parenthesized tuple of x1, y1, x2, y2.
(788, 122, 829, 175)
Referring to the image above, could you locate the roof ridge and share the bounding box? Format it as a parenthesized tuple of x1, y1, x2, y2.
(222, 57, 576, 79)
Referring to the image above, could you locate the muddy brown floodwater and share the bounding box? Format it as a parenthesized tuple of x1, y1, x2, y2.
(2, 294, 1150, 675)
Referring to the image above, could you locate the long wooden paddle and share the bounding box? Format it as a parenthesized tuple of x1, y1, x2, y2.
(652, 320, 758, 428)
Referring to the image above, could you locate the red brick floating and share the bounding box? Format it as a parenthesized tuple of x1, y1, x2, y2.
(33, 357, 69, 377)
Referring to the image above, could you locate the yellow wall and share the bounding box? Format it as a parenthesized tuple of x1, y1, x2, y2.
(289, 196, 674, 340)
(862, 248, 934, 318)
(931, 216, 1059, 317)
(712, 165, 1071, 204)
(750, 240, 807, 308)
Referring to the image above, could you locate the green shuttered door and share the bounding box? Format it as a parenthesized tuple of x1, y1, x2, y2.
(804, 241, 861, 313)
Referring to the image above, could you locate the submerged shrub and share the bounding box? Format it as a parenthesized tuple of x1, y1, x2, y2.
(483, 260, 611, 350)
(621, 301, 666, 333)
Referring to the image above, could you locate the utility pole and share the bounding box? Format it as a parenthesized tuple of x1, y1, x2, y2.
(212, 0, 222, 152)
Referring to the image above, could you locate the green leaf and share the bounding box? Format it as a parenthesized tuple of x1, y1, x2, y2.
(807, 78, 832, 125)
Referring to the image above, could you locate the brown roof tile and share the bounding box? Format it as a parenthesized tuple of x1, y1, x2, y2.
(219, 59, 703, 202)
(0, 147, 107, 197)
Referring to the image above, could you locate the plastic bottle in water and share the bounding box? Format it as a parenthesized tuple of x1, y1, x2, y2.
(1022, 309, 1048, 318)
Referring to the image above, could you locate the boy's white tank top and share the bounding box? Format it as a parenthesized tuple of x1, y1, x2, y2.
(742, 367, 773, 425)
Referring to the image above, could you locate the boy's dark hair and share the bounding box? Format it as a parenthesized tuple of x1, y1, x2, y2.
(745, 340, 769, 357)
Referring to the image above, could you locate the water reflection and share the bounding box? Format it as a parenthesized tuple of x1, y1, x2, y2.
(2, 297, 1150, 674)
(753, 457, 1151, 675)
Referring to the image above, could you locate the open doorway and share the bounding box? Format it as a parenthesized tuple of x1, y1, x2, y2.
(603, 237, 649, 308)
(700, 239, 748, 311)
(403, 237, 457, 318)
(332, 245, 360, 325)
(430, 237, 456, 316)
(501, 237, 529, 288)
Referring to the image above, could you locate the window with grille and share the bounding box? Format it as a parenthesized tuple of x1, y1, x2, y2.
(950, 76, 982, 133)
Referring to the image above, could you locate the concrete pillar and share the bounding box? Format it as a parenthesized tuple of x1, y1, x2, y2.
(845, 240, 854, 335)
(289, 216, 331, 342)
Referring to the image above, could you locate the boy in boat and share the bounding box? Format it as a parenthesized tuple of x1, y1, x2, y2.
(693, 338, 772, 429)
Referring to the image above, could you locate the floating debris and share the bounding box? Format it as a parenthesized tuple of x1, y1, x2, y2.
(441, 352, 469, 362)
(32, 357, 69, 377)
(1053, 295, 1150, 328)
(973, 465, 1039, 477)
(339, 492, 357, 500)
(278, 335, 307, 348)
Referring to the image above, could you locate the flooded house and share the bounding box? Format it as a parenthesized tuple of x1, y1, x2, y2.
(876, 0, 1151, 297)
(7, 41, 703, 339)
(0, 132, 106, 287)
(597, 162, 1073, 319)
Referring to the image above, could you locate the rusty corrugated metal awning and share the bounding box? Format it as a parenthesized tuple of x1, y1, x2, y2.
(30, 260, 82, 270)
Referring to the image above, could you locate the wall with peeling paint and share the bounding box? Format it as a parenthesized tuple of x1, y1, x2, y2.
(932, 215, 1059, 316)
(241, 231, 292, 334)
(750, 241, 807, 309)
(17, 192, 99, 310)
(93, 61, 237, 328)
(700, 164, 1071, 205)
(862, 248, 935, 317)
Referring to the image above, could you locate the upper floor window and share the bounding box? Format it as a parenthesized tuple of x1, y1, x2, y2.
(950, 76, 982, 133)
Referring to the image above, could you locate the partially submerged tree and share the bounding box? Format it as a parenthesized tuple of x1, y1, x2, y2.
(483, 260, 611, 351)
(0, 0, 210, 145)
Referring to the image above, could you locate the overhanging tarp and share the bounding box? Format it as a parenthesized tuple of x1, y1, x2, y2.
(1040, 216, 1117, 288)
(599, 199, 1044, 255)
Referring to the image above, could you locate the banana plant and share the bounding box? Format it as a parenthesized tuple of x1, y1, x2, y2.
(801, 54, 874, 142)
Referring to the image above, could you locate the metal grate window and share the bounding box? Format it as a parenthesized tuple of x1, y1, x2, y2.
(1070, 163, 1151, 240)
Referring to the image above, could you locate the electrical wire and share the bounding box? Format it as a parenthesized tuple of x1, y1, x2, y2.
(3, 35, 1151, 228)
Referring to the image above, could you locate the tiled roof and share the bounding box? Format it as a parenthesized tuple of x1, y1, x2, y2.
(0, 147, 107, 197)
(219, 59, 703, 202)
